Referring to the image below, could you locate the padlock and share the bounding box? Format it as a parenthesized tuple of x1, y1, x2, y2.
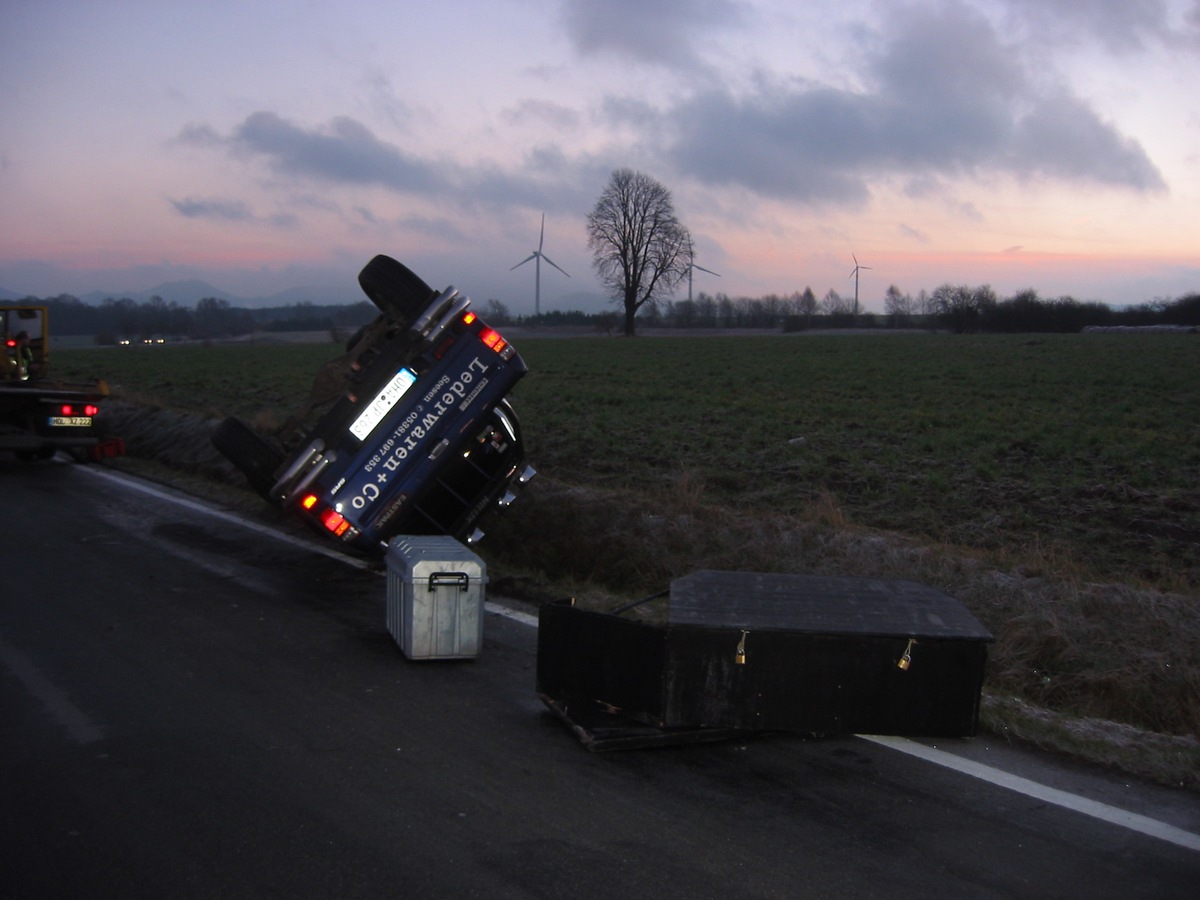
(735, 630, 749, 665)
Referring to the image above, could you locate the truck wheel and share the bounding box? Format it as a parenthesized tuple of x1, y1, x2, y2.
(358, 255, 435, 327)
(211, 417, 284, 499)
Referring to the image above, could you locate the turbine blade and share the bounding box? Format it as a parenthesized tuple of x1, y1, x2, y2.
(541, 254, 570, 277)
(693, 265, 720, 276)
(538, 213, 545, 252)
(510, 254, 536, 271)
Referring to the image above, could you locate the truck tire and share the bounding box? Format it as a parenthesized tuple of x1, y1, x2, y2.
(211, 417, 284, 499)
(358, 255, 435, 327)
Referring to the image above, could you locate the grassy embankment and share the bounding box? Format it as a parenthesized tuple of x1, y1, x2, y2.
(55, 332, 1200, 787)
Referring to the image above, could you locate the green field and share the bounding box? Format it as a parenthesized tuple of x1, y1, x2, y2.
(59, 332, 1199, 592)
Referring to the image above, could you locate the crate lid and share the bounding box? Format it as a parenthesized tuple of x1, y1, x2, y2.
(385, 535, 487, 578)
(668, 571, 992, 640)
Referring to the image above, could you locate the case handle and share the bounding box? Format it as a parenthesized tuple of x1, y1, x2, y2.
(428, 571, 470, 592)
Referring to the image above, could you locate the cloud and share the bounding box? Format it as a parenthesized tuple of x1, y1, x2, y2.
(169, 196, 298, 228)
(1001, 0, 1187, 52)
(1008, 93, 1166, 189)
(667, 84, 875, 204)
(663, 2, 1165, 204)
(227, 111, 449, 193)
(173, 3, 1168, 228)
(177, 111, 602, 224)
(559, 0, 746, 74)
(170, 197, 253, 221)
(504, 99, 582, 131)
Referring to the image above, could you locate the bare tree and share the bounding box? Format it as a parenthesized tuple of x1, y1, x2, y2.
(795, 287, 818, 319)
(821, 288, 851, 315)
(915, 288, 934, 318)
(587, 169, 691, 336)
(483, 298, 511, 326)
(884, 284, 914, 325)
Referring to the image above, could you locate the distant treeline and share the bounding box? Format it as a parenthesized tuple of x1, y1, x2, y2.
(656, 286, 1200, 334)
(11, 287, 1200, 340)
(14, 294, 379, 342)
(529, 287, 1199, 333)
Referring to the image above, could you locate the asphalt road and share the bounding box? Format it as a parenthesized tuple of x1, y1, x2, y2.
(2, 458, 1198, 899)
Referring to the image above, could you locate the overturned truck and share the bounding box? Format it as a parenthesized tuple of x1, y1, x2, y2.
(213, 256, 534, 554)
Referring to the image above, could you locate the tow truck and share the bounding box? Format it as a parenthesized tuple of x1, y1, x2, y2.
(1, 304, 113, 460)
(212, 256, 534, 554)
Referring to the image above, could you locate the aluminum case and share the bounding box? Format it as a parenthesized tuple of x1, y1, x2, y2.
(386, 536, 488, 660)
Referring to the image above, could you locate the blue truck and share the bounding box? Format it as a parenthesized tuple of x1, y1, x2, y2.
(212, 256, 533, 554)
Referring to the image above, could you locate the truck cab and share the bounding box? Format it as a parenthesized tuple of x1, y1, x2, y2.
(3, 305, 48, 380)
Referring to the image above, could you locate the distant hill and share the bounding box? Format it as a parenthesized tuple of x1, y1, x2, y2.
(3, 278, 601, 311)
(33, 279, 364, 308)
(76, 279, 235, 307)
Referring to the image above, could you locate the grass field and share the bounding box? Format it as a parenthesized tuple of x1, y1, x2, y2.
(53, 332, 1200, 782)
(526, 333, 1199, 592)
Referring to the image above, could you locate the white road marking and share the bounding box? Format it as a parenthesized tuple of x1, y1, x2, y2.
(859, 734, 1200, 852)
(0, 632, 104, 745)
(81, 465, 539, 628)
(80, 465, 376, 569)
(80, 465, 1200, 852)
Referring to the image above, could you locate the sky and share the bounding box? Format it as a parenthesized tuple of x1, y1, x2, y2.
(2, 0, 1199, 314)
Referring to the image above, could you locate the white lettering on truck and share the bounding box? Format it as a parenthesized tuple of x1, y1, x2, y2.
(351, 356, 489, 510)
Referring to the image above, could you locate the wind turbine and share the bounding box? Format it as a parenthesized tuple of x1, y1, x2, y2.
(849, 253, 872, 315)
(684, 238, 720, 302)
(510, 213, 569, 316)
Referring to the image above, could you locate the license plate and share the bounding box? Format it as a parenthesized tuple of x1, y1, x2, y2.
(349, 368, 417, 441)
(50, 416, 92, 427)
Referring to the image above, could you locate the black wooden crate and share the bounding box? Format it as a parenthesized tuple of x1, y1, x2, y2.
(537, 571, 993, 740)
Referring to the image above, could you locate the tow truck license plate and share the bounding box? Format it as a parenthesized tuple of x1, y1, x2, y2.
(50, 416, 92, 427)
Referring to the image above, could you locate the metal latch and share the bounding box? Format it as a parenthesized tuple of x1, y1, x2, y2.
(735, 630, 749, 665)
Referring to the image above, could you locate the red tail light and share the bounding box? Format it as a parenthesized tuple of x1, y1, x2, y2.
(479, 327, 507, 354)
(58, 403, 100, 417)
(320, 507, 350, 537)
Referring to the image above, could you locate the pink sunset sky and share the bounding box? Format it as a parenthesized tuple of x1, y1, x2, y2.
(2, 0, 1198, 313)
